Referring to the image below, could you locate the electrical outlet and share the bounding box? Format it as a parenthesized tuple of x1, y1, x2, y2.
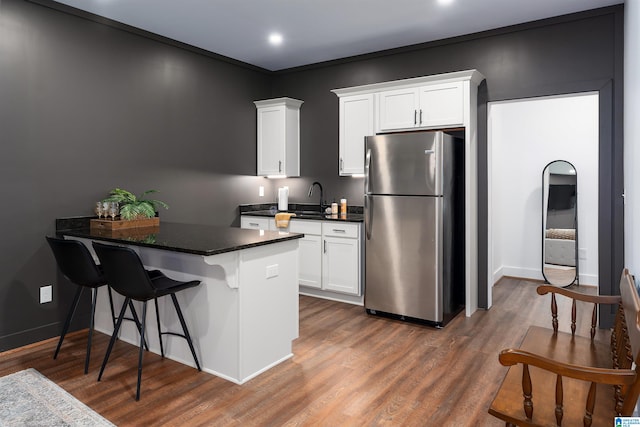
(259, 186, 264, 197)
(266, 264, 279, 279)
(579, 248, 587, 260)
(40, 285, 52, 304)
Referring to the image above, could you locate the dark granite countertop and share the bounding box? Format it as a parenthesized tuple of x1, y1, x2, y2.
(239, 203, 364, 223)
(56, 218, 303, 256)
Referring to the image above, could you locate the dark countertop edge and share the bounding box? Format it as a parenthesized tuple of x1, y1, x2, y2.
(58, 228, 304, 257)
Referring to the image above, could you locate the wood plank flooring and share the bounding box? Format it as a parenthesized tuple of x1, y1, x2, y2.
(0, 278, 608, 426)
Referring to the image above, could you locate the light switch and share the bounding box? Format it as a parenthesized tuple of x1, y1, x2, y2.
(266, 264, 279, 279)
(259, 186, 264, 197)
(40, 285, 52, 304)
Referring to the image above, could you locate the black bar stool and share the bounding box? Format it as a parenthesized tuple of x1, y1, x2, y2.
(92, 241, 202, 401)
(46, 236, 149, 374)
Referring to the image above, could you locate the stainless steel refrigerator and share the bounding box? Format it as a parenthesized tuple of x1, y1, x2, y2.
(364, 130, 465, 327)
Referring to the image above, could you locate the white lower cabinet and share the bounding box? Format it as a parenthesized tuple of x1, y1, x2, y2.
(290, 220, 322, 289)
(241, 216, 361, 296)
(321, 223, 360, 295)
(322, 236, 359, 294)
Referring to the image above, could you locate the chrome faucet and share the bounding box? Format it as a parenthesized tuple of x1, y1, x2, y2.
(308, 181, 324, 212)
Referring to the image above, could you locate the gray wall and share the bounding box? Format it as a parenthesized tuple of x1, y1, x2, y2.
(0, 0, 272, 350)
(0, 1, 623, 350)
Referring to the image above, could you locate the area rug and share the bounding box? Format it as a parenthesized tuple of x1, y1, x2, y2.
(0, 368, 114, 426)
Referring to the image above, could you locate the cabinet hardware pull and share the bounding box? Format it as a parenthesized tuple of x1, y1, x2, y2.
(278, 160, 282, 173)
(324, 240, 327, 253)
(250, 223, 259, 226)
(414, 110, 417, 125)
(419, 109, 423, 125)
(333, 229, 346, 233)
(340, 158, 343, 171)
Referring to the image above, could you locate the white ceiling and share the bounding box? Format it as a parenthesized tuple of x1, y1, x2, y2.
(52, 0, 623, 71)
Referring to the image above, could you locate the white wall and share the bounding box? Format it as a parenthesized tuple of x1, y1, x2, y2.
(488, 93, 599, 288)
(625, 1, 640, 277)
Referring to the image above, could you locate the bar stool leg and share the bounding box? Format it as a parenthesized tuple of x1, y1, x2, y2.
(136, 301, 148, 401)
(154, 298, 165, 358)
(99, 297, 130, 382)
(84, 287, 98, 374)
(170, 293, 201, 371)
(128, 300, 150, 351)
(106, 287, 116, 329)
(54, 286, 83, 360)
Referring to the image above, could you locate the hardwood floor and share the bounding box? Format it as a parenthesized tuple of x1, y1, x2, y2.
(0, 278, 608, 426)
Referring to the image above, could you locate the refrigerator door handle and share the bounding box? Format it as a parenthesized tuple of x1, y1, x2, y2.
(365, 148, 372, 195)
(364, 194, 372, 240)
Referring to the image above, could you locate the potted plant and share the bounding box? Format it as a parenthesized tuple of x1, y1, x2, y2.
(102, 188, 169, 220)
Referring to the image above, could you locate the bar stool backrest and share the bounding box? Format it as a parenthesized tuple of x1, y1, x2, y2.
(92, 242, 157, 301)
(46, 236, 105, 287)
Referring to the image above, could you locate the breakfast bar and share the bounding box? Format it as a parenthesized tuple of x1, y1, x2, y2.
(56, 219, 303, 384)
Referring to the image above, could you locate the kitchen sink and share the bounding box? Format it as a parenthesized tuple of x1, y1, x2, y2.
(293, 211, 327, 219)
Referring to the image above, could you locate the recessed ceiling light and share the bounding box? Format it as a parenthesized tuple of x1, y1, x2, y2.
(438, 0, 454, 5)
(268, 33, 283, 46)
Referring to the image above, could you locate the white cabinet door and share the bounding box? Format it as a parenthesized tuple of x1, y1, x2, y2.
(418, 82, 464, 127)
(241, 216, 270, 230)
(377, 87, 419, 132)
(322, 236, 360, 295)
(256, 105, 286, 176)
(298, 234, 322, 288)
(339, 94, 374, 176)
(290, 220, 322, 289)
(255, 98, 303, 177)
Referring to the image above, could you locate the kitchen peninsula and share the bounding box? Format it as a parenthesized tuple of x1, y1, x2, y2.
(56, 218, 303, 384)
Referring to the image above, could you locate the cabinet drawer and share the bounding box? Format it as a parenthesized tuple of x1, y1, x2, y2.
(290, 220, 322, 235)
(241, 216, 270, 230)
(322, 222, 359, 238)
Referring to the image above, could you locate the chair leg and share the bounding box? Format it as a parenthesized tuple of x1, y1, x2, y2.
(106, 286, 116, 329)
(171, 293, 201, 371)
(154, 298, 165, 358)
(128, 300, 150, 351)
(84, 287, 98, 374)
(98, 297, 130, 382)
(136, 301, 148, 401)
(54, 286, 83, 360)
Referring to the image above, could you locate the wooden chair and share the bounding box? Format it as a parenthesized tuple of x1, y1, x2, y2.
(488, 269, 640, 426)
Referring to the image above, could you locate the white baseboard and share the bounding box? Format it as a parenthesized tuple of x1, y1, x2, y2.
(496, 266, 544, 283)
(493, 265, 598, 287)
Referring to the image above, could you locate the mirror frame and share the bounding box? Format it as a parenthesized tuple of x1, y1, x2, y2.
(541, 160, 578, 287)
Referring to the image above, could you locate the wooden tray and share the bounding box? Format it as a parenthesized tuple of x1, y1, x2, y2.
(90, 217, 159, 230)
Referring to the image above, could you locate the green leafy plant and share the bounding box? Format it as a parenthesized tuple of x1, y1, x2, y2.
(102, 188, 169, 220)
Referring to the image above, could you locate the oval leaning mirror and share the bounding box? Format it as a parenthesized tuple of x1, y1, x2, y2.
(542, 160, 578, 287)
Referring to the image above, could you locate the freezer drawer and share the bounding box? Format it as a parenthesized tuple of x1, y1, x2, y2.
(364, 194, 442, 322)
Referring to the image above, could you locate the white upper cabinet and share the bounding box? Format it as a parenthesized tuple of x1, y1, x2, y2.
(332, 70, 482, 175)
(417, 81, 464, 128)
(377, 81, 464, 132)
(338, 94, 374, 176)
(377, 87, 420, 131)
(254, 97, 303, 177)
